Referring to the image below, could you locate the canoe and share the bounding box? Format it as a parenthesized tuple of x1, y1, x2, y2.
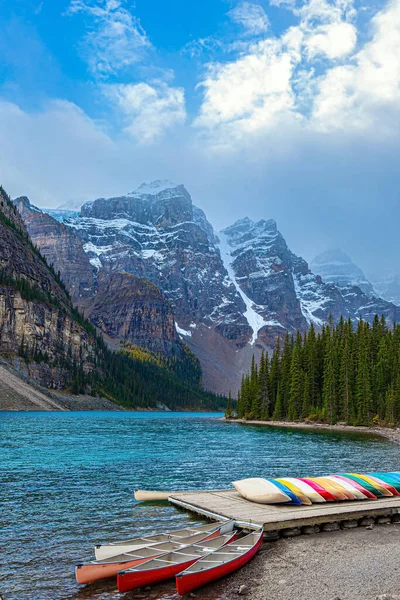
(233, 478, 292, 504)
(117, 532, 237, 593)
(308, 477, 351, 501)
(175, 530, 263, 596)
(280, 477, 326, 503)
(333, 475, 377, 499)
(268, 479, 302, 505)
(341, 474, 388, 497)
(350, 474, 393, 497)
(134, 490, 183, 502)
(298, 478, 337, 501)
(365, 475, 400, 496)
(76, 530, 224, 585)
(369, 473, 400, 492)
(324, 476, 368, 500)
(275, 479, 312, 505)
(94, 520, 234, 560)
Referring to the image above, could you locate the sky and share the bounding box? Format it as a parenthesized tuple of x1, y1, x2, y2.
(0, 0, 399, 279)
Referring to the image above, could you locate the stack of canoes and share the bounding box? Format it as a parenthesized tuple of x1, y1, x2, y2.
(75, 519, 263, 595)
(233, 471, 400, 505)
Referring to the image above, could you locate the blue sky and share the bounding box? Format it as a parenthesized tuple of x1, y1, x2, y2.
(0, 0, 399, 277)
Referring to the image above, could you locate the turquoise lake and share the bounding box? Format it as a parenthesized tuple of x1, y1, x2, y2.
(1, 411, 400, 600)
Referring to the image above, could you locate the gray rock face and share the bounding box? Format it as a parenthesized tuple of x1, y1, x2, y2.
(311, 250, 375, 296)
(219, 218, 400, 342)
(14, 196, 96, 302)
(70, 181, 251, 347)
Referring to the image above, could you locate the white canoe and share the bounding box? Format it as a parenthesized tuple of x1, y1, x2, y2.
(134, 490, 183, 502)
(94, 520, 234, 560)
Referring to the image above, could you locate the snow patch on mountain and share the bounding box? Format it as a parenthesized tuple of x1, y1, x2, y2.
(218, 230, 270, 344)
(175, 322, 192, 337)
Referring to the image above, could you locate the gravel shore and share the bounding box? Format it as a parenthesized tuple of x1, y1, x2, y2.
(223, 417, 400, 446)
(75, 524, 400, 600)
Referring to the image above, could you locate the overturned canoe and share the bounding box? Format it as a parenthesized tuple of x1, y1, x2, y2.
(176, 530, 263, 596)
(117, 532, 237, 593)
(94, 520, 234, 560)
(233, 478, 292, 504)
(134, 490, 184, 502)
(76, 530, 224, 585)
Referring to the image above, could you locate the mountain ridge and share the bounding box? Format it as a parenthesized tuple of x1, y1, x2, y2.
(17, 181, 400, 395)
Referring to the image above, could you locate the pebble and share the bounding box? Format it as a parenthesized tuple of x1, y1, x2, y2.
(238, 584, 249, 595)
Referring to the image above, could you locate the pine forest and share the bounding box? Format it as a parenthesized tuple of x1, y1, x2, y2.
(234, 316, 400, 426)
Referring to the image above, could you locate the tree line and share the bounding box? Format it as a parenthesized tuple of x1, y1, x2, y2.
(235, 316, 400, 426)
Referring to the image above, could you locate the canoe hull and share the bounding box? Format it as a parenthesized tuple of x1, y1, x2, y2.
(176, 532, 263, 596)
(118, 557, 198, 593)
(76, 556, 150, 585)
(117, 532, 237, 593)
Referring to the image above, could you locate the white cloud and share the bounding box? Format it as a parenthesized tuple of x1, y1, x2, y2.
(229, 2, 270, 35)
(194, 38, 300, 143)
(67, 0, 151, 76)
(312, 0, 400, 131)
(297, 0, 357, 60)
(106, 81, 186, 143)
(305, 21, 357, 59)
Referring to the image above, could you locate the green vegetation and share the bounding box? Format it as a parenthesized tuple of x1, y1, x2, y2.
(237, 316, 400, 426)
(121, 341, 202, 387)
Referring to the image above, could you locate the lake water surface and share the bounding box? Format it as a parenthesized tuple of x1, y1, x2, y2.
(1, 411, 400, 600)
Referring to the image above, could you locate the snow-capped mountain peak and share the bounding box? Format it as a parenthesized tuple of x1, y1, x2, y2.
(311, 249, 375, 296)
(128, 180, 181, 197)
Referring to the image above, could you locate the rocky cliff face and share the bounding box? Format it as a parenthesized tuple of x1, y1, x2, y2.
(0, 188, 96, 389)
(66, 180, 251, 347)
(311, 250, 375, 296)
(221, 218, 400, 338)
(15, 195, 185, 360)
(14, 196, 96, 302)
(88, 271, 183, 357)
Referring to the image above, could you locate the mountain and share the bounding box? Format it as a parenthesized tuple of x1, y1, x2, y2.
(311, 250, 375, 296)
(17, 180, 400, 395)
(14, 195, 186, 361)
(372, 273, 400, 307)
(220, 218, 400, 339)
(1, 186, 224, 410)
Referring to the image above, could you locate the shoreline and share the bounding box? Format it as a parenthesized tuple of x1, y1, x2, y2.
(222, 417, 400, 445)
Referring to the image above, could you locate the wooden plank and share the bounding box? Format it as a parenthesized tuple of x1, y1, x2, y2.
(169, 490, 400, 531)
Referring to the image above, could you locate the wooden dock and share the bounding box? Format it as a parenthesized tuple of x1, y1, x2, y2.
(169, 490, 400, 532)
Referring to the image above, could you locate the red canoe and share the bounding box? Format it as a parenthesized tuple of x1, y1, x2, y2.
(298, 478, 337, 501)
(175, 530, 263, 596)
(76, 521, 234, 585)
(117, 531, 237, 593)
